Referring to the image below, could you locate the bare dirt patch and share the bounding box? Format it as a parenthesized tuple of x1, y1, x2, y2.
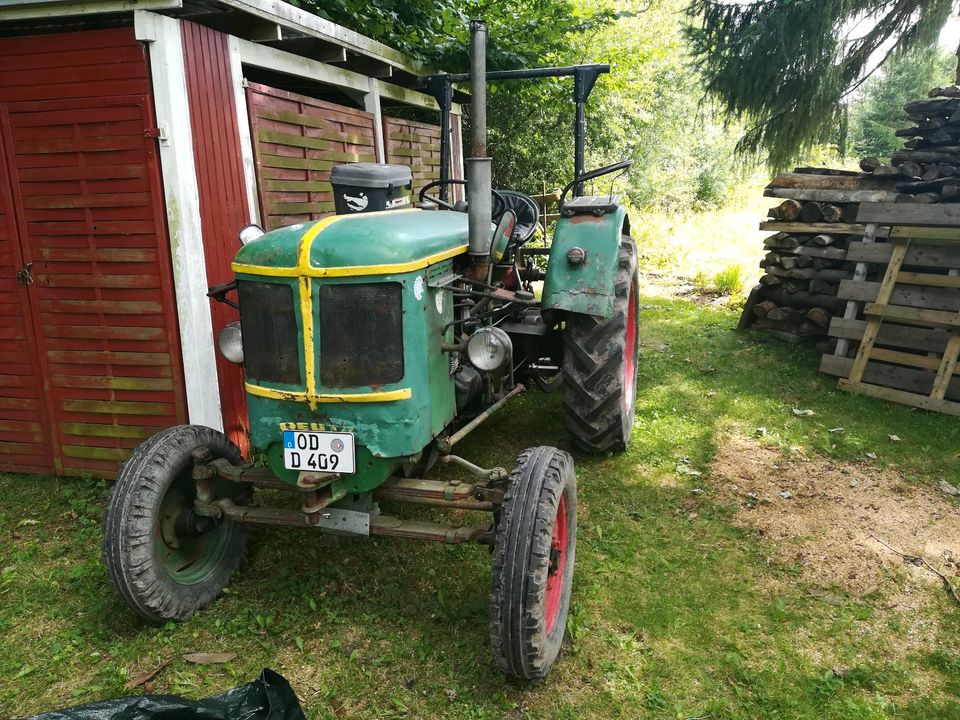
(710, 435, 960, 603)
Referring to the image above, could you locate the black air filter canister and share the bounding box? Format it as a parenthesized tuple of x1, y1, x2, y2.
(330, 163, 412, 215)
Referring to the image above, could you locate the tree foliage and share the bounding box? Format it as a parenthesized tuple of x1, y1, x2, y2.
(289, 0, 617, 71)
(289, 0, 749, 211)
(685, 0, 957, 168)
(848, 46, 955, 159)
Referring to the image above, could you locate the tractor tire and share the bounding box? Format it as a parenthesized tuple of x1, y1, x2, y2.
(103, 425, 247, 623)
(561, 236, 639, 453)
(489, 446, 577, 680)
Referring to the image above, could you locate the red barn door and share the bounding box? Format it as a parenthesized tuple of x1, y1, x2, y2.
(0, 27, 188, 478)
(0, 94, 187, 478)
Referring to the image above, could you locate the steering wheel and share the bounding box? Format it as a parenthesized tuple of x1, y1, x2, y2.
(497, 191, 539, 244)
(419, 179, 506, 218)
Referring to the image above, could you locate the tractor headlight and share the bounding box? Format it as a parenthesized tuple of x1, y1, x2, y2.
(466, 326, 512, 372)
(238, 223, 265, 245)
(217, 321, 244, 364)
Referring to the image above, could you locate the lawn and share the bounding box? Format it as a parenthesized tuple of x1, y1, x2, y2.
(2, 295, 959, 719)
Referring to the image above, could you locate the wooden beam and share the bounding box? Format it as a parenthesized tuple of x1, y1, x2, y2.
(828, 317, 951, 354)
(837, 380, 960, 416)
(227, 36, 261, 226)
(216, 0, 432, 76)
(364, 77, 385, 162)
(889, 225, 960, 242)
(183, 10, 282, 42)
(864, 303, 960, 328)
(839, 281, 960, 313)
(0, 0, 180, 20)
(897, 271, 960, 288)
(261, 37, 349, 63)
(759, 221, 874, 235)
(135, 11, 223, 431)
(764, 188, 900, 203)
(767, 172, 896, 192)
(857, 202, 960, 226)
(820, 354, 960, 402)
(333, 53, 395, 79)
(845, 241, 909, 385)
(846, 240, 960, 267)
(236, 39, 446, 112)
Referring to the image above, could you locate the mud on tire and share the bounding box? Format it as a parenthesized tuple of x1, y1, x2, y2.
(489, 446, 577, 680)
(562, 236, 639, 453)
(103, 425, 247, 623)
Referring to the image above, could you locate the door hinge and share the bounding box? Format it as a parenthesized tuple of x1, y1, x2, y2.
(144, 125, 169, 143)
(15, 262, 33, 286)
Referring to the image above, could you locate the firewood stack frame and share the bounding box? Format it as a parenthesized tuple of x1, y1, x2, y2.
(739, 169, 899, 342)
(820, 203, 960, 414)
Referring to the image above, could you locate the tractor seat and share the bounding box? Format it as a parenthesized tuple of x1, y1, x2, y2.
(496, 190, 540, 244)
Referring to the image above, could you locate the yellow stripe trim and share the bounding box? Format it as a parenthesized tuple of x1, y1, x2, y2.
(299, 275, 316, 406)
(245, 383, 412, 403)
(233, 243, 468, 279)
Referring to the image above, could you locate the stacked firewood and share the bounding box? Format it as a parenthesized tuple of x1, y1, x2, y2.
(739, 170, 899, 341)
(751, 202, 852, 339)
(861, 86, 960, 203)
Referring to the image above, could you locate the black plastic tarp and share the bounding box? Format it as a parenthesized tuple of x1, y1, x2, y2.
(26, 668, 305, 720)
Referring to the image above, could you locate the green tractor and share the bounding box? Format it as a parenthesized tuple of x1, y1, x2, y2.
(103, 21, 638, 681)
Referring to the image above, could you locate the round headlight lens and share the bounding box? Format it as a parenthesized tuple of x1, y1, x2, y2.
(217, 321, 244, 364)
(238, 223, 265, 245)
(466, 326, 512, 372)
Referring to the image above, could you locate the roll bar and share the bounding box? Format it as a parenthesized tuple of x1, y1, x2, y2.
(420, 64, 610, 200)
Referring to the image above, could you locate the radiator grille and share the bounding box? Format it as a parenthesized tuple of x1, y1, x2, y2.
(237, 281, 302, 385)
(319, 283, 403, 387)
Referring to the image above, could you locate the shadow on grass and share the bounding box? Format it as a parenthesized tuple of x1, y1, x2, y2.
(2, 294, 959, 719)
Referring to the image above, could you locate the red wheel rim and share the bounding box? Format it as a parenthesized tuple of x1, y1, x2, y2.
(623, 277, 638, 413)
(545, 491, 569, 635)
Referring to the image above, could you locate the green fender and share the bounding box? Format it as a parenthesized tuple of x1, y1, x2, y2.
(541, 204, 628, 318)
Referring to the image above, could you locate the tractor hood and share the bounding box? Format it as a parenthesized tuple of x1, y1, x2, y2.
(232, 209, 470, 277)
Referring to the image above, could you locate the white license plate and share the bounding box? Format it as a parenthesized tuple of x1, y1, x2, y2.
(282, 431, 355, 474)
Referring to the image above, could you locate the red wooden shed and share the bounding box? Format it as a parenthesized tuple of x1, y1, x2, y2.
(0, 0, 464, 478)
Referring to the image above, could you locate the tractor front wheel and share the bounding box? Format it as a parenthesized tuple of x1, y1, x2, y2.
(562, 236, 639, 453)
(103, 425, 247, 623)
(489, 446, 577, 680)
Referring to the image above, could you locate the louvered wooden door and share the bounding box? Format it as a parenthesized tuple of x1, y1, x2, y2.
(0, 111, 52, 474)
(0, 95, 187, 478)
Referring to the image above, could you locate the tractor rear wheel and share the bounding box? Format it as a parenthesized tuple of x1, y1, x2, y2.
(489, 446, 577, 680)
(103, 425, 247, 623)
(562, 236, 639, 453)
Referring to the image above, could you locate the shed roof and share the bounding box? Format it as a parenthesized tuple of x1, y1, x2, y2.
(0, 0, 435, 93)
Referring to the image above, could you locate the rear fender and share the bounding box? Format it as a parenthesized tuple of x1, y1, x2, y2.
(541, 205, 628, 318)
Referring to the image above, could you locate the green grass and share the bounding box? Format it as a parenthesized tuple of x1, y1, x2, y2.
(631, 175, 770, 285)
(2, 297, 960, 719)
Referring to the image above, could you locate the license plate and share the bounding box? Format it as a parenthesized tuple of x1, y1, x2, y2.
(282, 431, 355, 474)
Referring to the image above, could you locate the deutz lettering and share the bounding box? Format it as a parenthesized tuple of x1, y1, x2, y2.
(279, 422, 327, 431)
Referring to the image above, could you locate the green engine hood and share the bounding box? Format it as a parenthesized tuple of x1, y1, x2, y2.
(233, 209, 469, 276)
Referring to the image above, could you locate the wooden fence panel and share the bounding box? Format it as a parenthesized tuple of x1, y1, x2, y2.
(383, 116, 442, 197)
(247, 83, 377, 229)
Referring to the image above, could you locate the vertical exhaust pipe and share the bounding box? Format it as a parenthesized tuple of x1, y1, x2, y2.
(466, 19, 492, 257)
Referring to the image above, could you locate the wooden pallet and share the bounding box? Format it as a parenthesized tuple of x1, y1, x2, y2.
(820, 204, 960, 414)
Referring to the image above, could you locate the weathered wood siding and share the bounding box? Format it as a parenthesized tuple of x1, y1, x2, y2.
(383, 116, 442, 196)
(247, 83, 377, 229)
(0, 28, 187, 478)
